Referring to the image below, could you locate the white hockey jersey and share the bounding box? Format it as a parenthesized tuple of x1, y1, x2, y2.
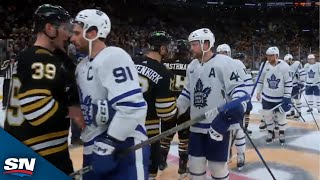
(177, 54, 248, 134)
(304, 62, 320, 86)
(289, 61, 305, 87)
(76, 47, 147, 155)
(256, 60, 292, 103)
(233, 59, 254, 95)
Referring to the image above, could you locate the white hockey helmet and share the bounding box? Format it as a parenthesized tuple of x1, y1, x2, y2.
(188, 28, 215, 52)
(75, 9, 111, 40)
(266, 46, 279, 56)
(307, 54, 315, 59)
(216, 44, 231, 57)
(284, 54, 293, 61)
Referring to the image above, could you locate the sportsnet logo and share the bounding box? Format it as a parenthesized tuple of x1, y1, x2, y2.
(3, 158, 36, 177)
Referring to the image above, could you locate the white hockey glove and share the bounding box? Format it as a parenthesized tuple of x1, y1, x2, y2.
(94, 100, 109, 126)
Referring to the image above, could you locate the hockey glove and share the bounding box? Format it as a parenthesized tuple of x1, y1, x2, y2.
(278, 98, 292, 113)
(92, 136, 120, 174)
(209, 95, 250, 141)
(208, 113, 228, 141)
(218, 98, 247, 122)
(92, 100, 109, 126)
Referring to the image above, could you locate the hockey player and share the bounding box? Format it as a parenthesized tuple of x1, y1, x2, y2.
(304, 54, 320, 113)
(133, 31, 177, 179)
(71, 9, 149, 180)
(284, 54, 306, 118)
(233, 52, 254, 134)
(4, 4, 83, 174)
(216, 44, 253, 171)
(160, 39, 190, 177)
(177, 28, 248, 180)
(256, 47, 292, 144)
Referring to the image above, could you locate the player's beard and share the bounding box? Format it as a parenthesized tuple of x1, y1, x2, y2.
(192, 51, 203, 60)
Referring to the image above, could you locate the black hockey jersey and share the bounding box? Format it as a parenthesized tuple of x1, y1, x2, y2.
(4, 46, 77, 173)
(134, 56, 177, 137)
(163, 59, 189, 97)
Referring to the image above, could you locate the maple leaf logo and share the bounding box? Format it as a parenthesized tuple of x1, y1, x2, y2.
(194, 79, 211, 109)
(267, 74, 281, 89)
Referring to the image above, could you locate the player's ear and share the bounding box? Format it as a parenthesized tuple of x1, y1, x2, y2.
(44, 23, 55, 36)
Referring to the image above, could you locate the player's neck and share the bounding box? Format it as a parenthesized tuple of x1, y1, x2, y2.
(200, 51, 214, 63)
(146, 52, 162, 62)
(34, 36, 55, 52)
(269, 59, 278, 66)
(90, 41, 107, 59)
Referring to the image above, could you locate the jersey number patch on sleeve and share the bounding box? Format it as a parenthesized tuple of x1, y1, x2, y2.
(6, 77, 24, 126)
(171, 75, 186, 91)
(230, 71, 240, 82)
(113, 66, 134, 83)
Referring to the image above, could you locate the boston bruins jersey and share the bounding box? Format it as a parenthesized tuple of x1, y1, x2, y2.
(163, 59, 189, 97)
(134, 57, 177, 137)
(4, 46, 77, 173)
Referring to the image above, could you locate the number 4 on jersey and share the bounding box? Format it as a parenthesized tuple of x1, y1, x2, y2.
(230, 71, 240, 81)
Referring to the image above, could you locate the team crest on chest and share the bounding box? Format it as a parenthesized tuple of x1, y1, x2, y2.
(308, 69, 315, 78)
(267, 74, 280, 89)
(194, 79, 211, 108)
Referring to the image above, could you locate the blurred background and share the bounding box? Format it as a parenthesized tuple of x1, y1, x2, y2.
(0, 0, 318, 69)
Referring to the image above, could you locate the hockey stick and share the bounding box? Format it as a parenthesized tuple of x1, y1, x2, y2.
(302, 92, 320, 130)
(241, 123, 276, 180)
(258, 86, 310, 114)
(230, 59, 267, 156)
(70, 95, 251, 178)
(290, 103, 306, 122)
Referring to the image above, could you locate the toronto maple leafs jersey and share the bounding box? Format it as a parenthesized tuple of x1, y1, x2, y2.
(177, 54, 248, 134)
(233, 59, 254, 95)
(76, 47, 148, 154)
(304, 62, 320, 86)
(134, 56, 177, 137)
(289, 61, 306, 87)
(256, 60, 292, 103)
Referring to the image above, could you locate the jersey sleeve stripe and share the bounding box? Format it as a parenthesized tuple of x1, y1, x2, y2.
(38, 142, 68, 156)
(23, 100, 59, 126)
(158, 109, 177, 121)
(109, 88, 142, 105)
(23, 130, 69, 145)
(156, 97, 176, 103)
(182, 88, 190, 95)
(21, 96, 52, 112)
(156, 102, 176, 114)
(19, 96, 46, 105)
(18, 89, 51, 99)
(181, 92, 190, 100)
(285, 81, 292, 84)
(117, 101, 146, 108)
(30, 137, 68, 151)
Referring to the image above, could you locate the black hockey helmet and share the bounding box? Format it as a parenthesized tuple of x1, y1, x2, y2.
(147, 31, 172, 49)
(233, 52, 246, 60)
(33, 4, 71, 34)
(176, 39, 189, 53)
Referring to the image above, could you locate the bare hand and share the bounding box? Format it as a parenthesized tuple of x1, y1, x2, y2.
(256, 92, 261, 101)
(68, 106, 86, 129)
